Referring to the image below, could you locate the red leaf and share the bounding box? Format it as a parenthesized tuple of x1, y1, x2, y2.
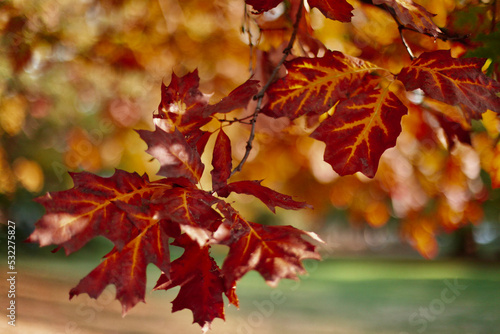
(263, 50, 381, 119)
(203, 79, 259, 117)
(69, 220, 172, 316)
(157, 70, 211, 135)
(373, 0, 442, 37)
(211, 129, 232, 192)
(156, 71, 258, 135)
(218, 204, 322, 288)
(308, 0, 353, 22)
(27, 170, 170, 254)
(245, 0, 283, 13)
(151, 187, 222, 246)
(398, 50, 500, 117)
(311, 86, 408, 177)
(137, 126, 204, 183)
(154, 235, 237, 331)
(220, 180, 311, 213)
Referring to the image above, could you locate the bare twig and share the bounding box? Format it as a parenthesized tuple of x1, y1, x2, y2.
(398, 26, 415, 60)
(492, 0, 498, 33)
(242, 5, 255, 76)
(230, 1, 304, 176)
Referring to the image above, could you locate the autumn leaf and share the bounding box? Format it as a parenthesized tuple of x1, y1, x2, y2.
(308, 0, 354, 23)
(219, 180, 312, 213)
(262, 50, 381, 119)
(217, 203, 322, 289)
(156, 70, 211, 134)
(69, 220, 172, 316)
(203, 79, 259, 117)
(398, 50, 500, 118)
(26, 170, 171, 254)
(373, 0, 442, 38)
(245, 0, 283, 14)
(211, 128, 232, 192)
(154, 234, 237, 331)
(150, 186, 222, 246)
(137, 126, 204, 184)
(156, 70, 258, 135)
(311, 86, 408, 177)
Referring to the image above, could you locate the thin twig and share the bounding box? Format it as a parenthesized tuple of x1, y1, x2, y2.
(492, 0, 498, 33)
(217, 114, 255, 125)
(230, 1, 304, 176)
(399, 26, 415, 60)
(242, 5, 255, 76)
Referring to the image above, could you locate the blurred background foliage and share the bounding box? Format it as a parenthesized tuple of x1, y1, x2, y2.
(1, 0, 500, 260)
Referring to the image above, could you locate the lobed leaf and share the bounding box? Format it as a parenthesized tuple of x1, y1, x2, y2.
(137, 126, 204, 183)
(398, 50, 500, 117)
(245, 0, 283, 14)
(311, 86, 408, 177)
(157, 70, 211, 135)
(69, 220, 172, 316)
(373, 0, 442, 38)
(308, 0, 353, 23)
(211, 129, 233, 192)
(156, 70, 258, 136)
(154, 235, 237, 331)
(152, 187, 222, 246)
(27, 170, 170, 254)
(219, 180, 312, 213)
(262, 50, 381, 120)
(218, 203, 322, 289)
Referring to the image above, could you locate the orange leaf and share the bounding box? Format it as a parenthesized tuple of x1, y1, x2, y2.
(311, 86, 408, 177)
(263, 50, 381, 120)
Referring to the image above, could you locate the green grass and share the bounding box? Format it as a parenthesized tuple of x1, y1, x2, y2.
(18, 241, 500, 334)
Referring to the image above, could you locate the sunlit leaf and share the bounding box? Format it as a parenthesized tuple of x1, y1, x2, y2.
(217, 203, 322, 288)
(311, 86, 408, 177)
(263, 50, 381, 119)
(398, 50, 500, 117)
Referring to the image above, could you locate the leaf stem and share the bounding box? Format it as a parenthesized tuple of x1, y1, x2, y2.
(231, 1, 304, 176)
(398, 26, 415, 60)
(492, 0, 498, 33)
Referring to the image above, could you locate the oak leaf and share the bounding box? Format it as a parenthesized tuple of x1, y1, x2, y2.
(211, 129, 232, 192)
(154, 235, 237, 331)
(398, 50, 500, 118)
(245, 0, 283, 14)
(311, 86, 408, 177)
(219, 180, 312, 213)
(373, 0, 442, 38)
(26, 170, 171, 254)
(156, 70, 258, 135)
(308, 0, 354, 22)
(137, 126, 204, 184)
(262, 50, 381, 119)
(69, 220, 172, 316)
(217, 203, 322, 289)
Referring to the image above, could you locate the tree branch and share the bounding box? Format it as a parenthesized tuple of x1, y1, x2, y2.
(231, 1, 303, 176)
